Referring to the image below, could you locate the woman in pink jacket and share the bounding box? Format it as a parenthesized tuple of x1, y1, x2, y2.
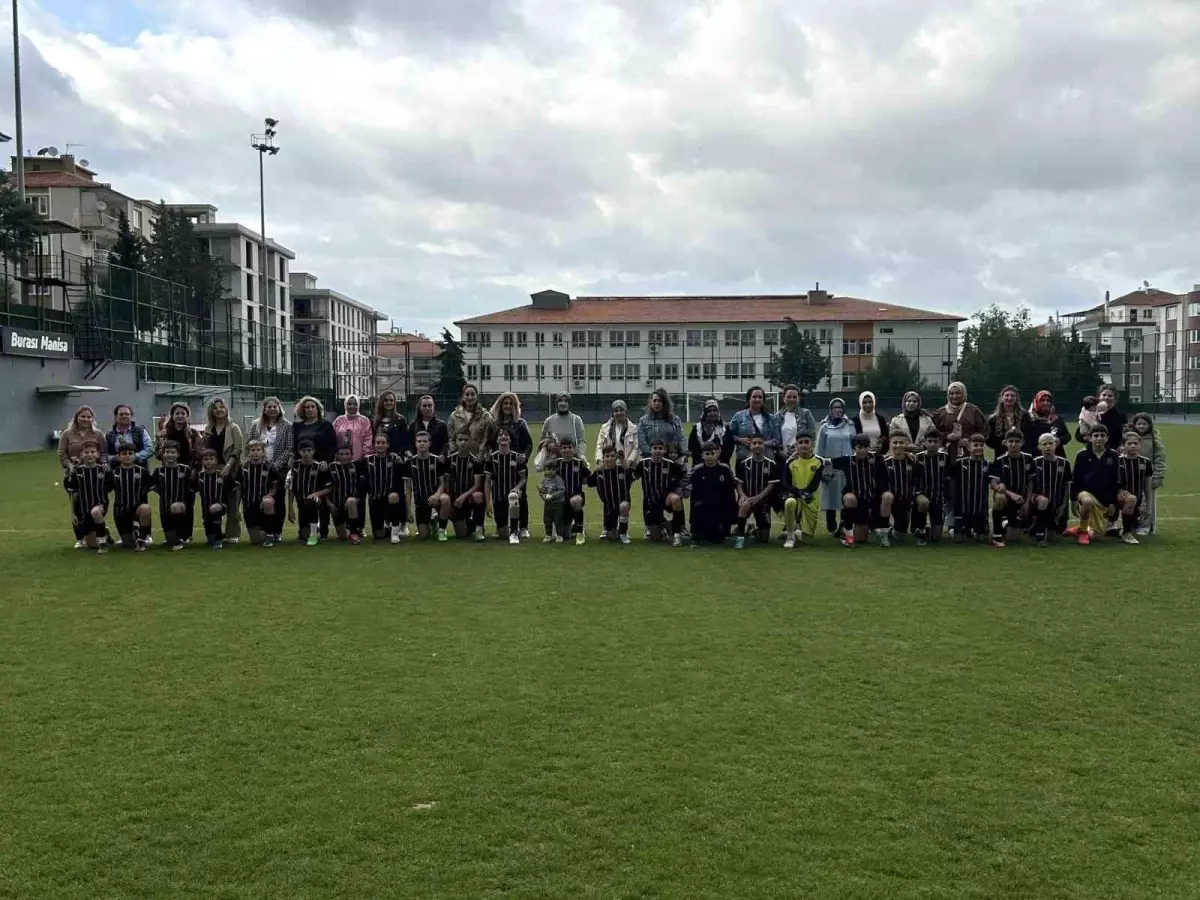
(333, 395, 374, 461)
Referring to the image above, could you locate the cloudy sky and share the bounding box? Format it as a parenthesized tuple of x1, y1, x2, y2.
(6, 0, 1199, 335)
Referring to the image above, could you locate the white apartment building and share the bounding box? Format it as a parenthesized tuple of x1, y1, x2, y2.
(163, 204, 296, 373)
(289, 273, 386, 398)
(375, 330, 440, 398)
(455, 289, 962, 403)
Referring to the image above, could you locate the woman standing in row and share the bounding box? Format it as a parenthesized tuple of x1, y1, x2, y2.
(105, 405, 152, 467)
(248, 397, 294, 472)
(986, 386, 1031, 455)
(851, 391, 890, 453)
(410, 395, 449, 456)
(203, 397, 244, 542)
(777, 385, 817, 454)
(688, 400, 727, 461)
(816, 398, 855, 534)
(638, 388, 686, 460)
(373, 390, 410, 457)
(58, 405, 107, 471)
(449, 384, 495, 458)
(596, 400, 640, 467)
(725, 386, 779, 465)
(491, 391, 533, 537)
(156, 403, 198, 463)
(542, 392, 587, 460)
(889, 392, 934, 445)
(1025, 390, 1069, 455)
(334, 395, 373, 460)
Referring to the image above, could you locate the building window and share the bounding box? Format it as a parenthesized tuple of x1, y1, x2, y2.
(572, 330, 586, 348)
(741, 362, 756, 378)
(1188, 303, 1200, 317)
(878, 327, 894, 335)
(741, 329, 755, 346)
(686, 363, 701, 380)
(1189, 330, 1200, 344)
(1128, 374, 1142, 387)
(503, 331, 514, 348)
(278, 256, 285, 280)
(588, 364, 601, 379)
(246, 272, 254, 303)
(626, 330, 641, 347)
(820, 328, 833, 344)
(940, 325, 957, 334)
(842, 340, 854, 355)
(535, 365, 544, 379)
(610, 364, 625, 381)
(534, 332, 545, 347)
(842, 372, 854, 388)
(842, 340, 872, 355)
(503, 364, 514, 381)
(703, 330, 717, 347)
(1166, 332, 1177, 346)
(650, 363, 663, 379)
(553, 332, 563, 347)
(1189, 357, 1200, 370)
(480, 332, 491, 347)
(27, 194, 48, 215)
(725, 329, 740, 347)
(246, 240, 255, 268)
(467, 365, 478, 380)
(763, 329, 779, 346)
(724, 363, 739, 378)
(702, 363, 717, 380)
(609, 330, 624, 348)
(1100, 333, 1113, 347)
(517, 364, 529, 381)
(627, 364, 641, 381)
(516, 331, 528, 348)
(1128, 354, 1142, 365)
(552, 365, 563, 379)
(665, 363, 679, 380)
(663, 330, 679, 347)
(572, 364, 586, 381)
(687, 330, 703, 347)
(1167, 306, 1179, 319)
(649, 330, 663, 346)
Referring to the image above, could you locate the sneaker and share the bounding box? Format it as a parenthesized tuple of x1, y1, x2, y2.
(143, 535, 154, 546)
(877, 531, 891, 548)
(1036, 535, 1049, 548)
(134, 542, 147, 553)
(1121, 532, 1139, 545)
(390, 528, 401, 545)
(1135, 526, 1150, 537)
(840, 534, 856, 548)
(474, 531, 486, 542)
(783, 534, 795, 549)
(679, 530, 692, 542)
(575, 532, 586, 546)
(349, 533, 362, 545)
(543, 534, 555, 544)
(171, 543, 185, 552)
(915, 533, 928, 547)
(509, 533, 520, 545)
(599, 530, 609, 541)
(96, 544, 108, 555)
(520, 528, 530, 539)
(306, 534, 320, 547)
(436, 529, 448, 543)
(1064, 525, 1080, 537)
(672, 533, 683, 547)
(212, 541, 224, 551)
(261, 535, 275, 548)
(399, 524, 411, 538)
(1078, 532, 1091, 546)
(734, 536, 746, 549)
(554, 534, 564, 543)
(619, 533, 631, 545)
(990, 537, 1005, 548)
(225, 537, 240, 545)
(74, 540, 84, 550)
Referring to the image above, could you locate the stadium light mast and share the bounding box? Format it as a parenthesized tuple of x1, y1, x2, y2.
(251, 118, 280, 359)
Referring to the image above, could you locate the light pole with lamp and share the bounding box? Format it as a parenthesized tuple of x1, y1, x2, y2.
(251, 118, 279, 366)
(12, 0, 24, 200)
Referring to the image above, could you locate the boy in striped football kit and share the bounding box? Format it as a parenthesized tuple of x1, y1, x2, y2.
(196, 447, 235, 550)
(363, 431, 406, 543)
(64, 439, 111, 553)
(912, 428, 950, 546)
(240, 439, 284, 547)
(882, 432, 923, 543)
(987, 428, 1034, 547)
(486, 430, 527, 544)
(734, 434, 779, 548)
(408, 431, 448, 541)
(288, 440, 330, 547)
(1030, 432, 1071, 547)
(1116, 432, 1153, 545)
(831, 434, 890, 547)
(109, 442, 153, 550)
(588, 444, 635, 544)
(636, 439, 686, 545)
(781, 434, 823, 549)
(556, 438, 592, 545)
(952, 434, 992, 542)
(443, 430, 486, 542)
(320, 444, 367, 544)
(151, 440, 195, 550)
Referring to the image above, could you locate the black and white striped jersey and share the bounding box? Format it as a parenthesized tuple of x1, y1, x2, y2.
(589, 465, 633, 508)
(66, 464, 110, 511)
(152, 464, 193, 507)
(916, 449, 950, 504)
(290, 462, 327, 501)
(362, 453, 402, 499)
(446, 452, 481, 496)
(736, 455, 780, 497)
(486, 451, 525, 503)
(327, 461, 364, 505)
(109, 465, 150, 513)
(883, 455, 922, 501)
(636, 458, 683, 504)
(557, 458, 591, 499)
(1117, 455, 1153, 503)
(239, 462, 281, 506)
(953, 457, 992, 517)
(196, 470, 232, 510)
(408, 455, 446, 501)
(835, 454, 888, 502)
(1031, 455, 1072, 507)
(988, 452, 1034, 498)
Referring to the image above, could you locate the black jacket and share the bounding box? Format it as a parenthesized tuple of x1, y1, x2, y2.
(986, 411, 1033, 455)
(1023, 417, 1070, 457)
(409, 416, 449, 457)
(293, 419, 338, 463)
(489, 418, 533, 456)
(1072, 446, 1120, 507)
(374, 415, 410, 457)
(1074, 407, 1128, 451)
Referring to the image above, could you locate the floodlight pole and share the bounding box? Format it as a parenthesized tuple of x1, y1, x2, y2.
(12, 0, 25, 200)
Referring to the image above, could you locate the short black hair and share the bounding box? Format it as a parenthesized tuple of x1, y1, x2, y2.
(923, 428, 942, 441)
(297, 440, 315, 451)
(161, 440, 180, 453)
(602, 444, 617, 455)
(968, 433, 986, 443)
(559, 437, 576, 447)
(116, 442, 136, 454)
(1091, 424, 1109, 437)
(650, 437, 665, 448)
(851, 434, 871, 448)
(200, 447, 218, 458)
(1004, 428, 1023, 441)
(701, 440, 719, 452)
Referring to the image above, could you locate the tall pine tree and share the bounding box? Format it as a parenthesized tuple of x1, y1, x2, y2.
(434, 327, 466, 399)
(146, 203, 225, 327)
(766, 322, 831, 393)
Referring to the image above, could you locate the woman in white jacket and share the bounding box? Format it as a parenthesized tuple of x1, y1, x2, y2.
(595, 400, 640, 468)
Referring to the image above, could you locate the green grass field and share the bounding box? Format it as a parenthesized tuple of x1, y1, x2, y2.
(3, 426, 1200, 899)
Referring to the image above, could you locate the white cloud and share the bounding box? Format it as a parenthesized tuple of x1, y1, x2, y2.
(7, 0, 1200, 336)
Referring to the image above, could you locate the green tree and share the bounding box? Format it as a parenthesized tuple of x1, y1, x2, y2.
(957, 305, 1099, 407)
(433, 327, 466, 398)
(146, 203, 225, 327)
(856, 344, 938, 400)
(766, 321, 832, 393)
(0, 170, 44, 268)
(109, 211, 145, 270)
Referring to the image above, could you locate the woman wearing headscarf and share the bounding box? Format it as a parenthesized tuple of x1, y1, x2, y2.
(816, 398, 856, 534)
(1023, 390, 1069, 456)
(596, 399, 640, 468)
(540, 391, 587, 462)
(931, 382, 987, 462)
(889, 391, 934, 445)
(777, 385, 817, 457)
(985, 385, 1032, 456)
(333, 395, 374, 461)
(688, 400, 728, 462)
(408, 395, 449, 456)
(851, 391, 891, 453)
(637, 388, 686, 460)
(491, 391, 534, 537)
(724, 385, 780, 465)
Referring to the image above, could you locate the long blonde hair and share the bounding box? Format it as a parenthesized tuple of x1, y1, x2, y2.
(490, 391, 522, 423)
(205, 396, 232, 434)
(64, 405, 99, 435)
(255, 396, 284, 434)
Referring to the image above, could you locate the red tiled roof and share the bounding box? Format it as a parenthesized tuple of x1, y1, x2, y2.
(377, 333, 439, 356)
(456, 295, 964, 327)
(22, 171, 100, 189)
(1109, 288, 1182, 307)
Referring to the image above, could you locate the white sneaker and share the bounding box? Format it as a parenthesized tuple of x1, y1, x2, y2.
(143, 535, 154, 546)
(672, 533, 683, 547)
(74, 540, 84, 550)
(1135, 526, 1150, 537)
(1121, 533, 1139, 545)
(390, 528, 401, 545)
(399, 524, 411, 538)
(794, 529, 804, 539)
(554, 535, 564, 543)
(225, 537, 240, 544)
(543, 534, 555, 543)
(599, 530, 609, 540)
(784, 534, 795, 549)
(519, 528, 530, 539)
(619, 533, 631, 545)
(509, 533, 520, 545)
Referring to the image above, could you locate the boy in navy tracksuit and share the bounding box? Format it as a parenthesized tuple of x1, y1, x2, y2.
(1069, 425, 1120, 545)
(688, 441, 737, 546)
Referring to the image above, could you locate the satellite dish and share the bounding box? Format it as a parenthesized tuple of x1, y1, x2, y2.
(47, 146, 59, 156)
(80, 159, 90, 167)
(96, 200, 107, 211)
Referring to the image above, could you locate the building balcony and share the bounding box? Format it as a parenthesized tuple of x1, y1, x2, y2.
(78, 210, 121, 233)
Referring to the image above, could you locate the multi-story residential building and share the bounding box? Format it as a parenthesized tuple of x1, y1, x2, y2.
(375, 330, 440, 398)
(455, 289, 963, 402)
(15, 153, 158, 309)
(289, 273, 385, 398)
(1058, 286, 1200, 402)
(162, 204, 296, 373)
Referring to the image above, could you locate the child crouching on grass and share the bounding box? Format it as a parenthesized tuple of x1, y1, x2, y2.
(65, 439, 110, 554)
(781, 434, 823, 549)
(688, 441, 737, 546)
(240, 439, 284, 548)
(196, 447, 234, 550)
(109, 441, 153, 551)
(151, 440, 194, 550)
